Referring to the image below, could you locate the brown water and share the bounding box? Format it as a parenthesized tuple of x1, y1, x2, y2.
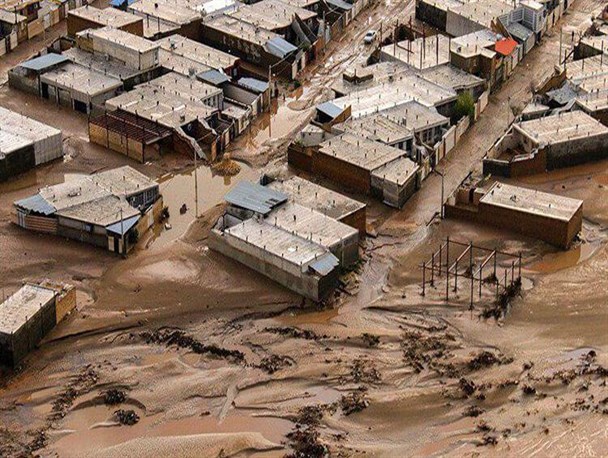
(149, 162, 257, 248)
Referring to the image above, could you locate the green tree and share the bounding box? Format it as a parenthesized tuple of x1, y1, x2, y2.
(455, 92, 476, 121)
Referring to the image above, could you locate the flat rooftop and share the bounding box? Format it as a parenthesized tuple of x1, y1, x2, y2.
(268, 202, 358, 249)
(371, 157, 420, 186)
(0, 130, 32, 156)
(63, 48, 143, 81)
(267, 176, 366, 222)
(157, 35, 239, 71)
(381, 100, 449, 133)
(561, 55, 608, 82)
(146, 72, 223, 101)
(91, 165, 157, 198)
(224, 217, 331, 268)
(69, 5, 142, 28)
(0, 106, 61, 144)
(79, 26, 159, 54)
(421, 63, 485, 91)
(576, 90, 608, 112)
(381, 35, 451, 70)
(229, 0, 317, 31)
(105, 86, 217, 128)
(332, 74, 456, 118)
(331, 61, 415, 96)
(0, 284, 57, 335)
(0, 8, 26, 24)
(451, 29, 498, 58)
(204, 14, 278, 47)
(158, 49, 211, 76)
(318, 133, 406, 172)
(334, 114, 413, 144)
(514, 111, 608, 146)
(577, 72, 608, 93)
(480, 182, 583, 222)
(40, 62, 123, 97)
(451, 0, 515, 29)
(128, 0, 201, 25)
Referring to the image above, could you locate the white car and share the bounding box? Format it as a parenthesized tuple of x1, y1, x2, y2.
(363, 30, 377, 44)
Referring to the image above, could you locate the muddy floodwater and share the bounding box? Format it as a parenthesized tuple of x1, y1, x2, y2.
(149, 162, 257, 248)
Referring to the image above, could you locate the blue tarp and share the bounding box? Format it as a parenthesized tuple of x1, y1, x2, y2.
(265, 37, 298, 58)
(316, 101, 344, 119)
(309, 253, 339, 276)
(105, 215, 140, 235)
(14, 194, 55, 216)
(224, 181, 288, 215)
(110, 0, 136, 7)
(237, 77, 269, 94)
(198, 69, 230, 86)
(20, 54, 69, 72)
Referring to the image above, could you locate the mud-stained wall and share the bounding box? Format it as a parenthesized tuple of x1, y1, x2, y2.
(446, 199, 582, 249)
(55, 287, 77, 324)
(313, 151, 371, 194)
(208, 230, 338, 302)
(339, 207, 367, 236)
(67, 14, 144, 38)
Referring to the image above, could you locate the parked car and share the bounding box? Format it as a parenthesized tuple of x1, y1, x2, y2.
(363, 30, 377, 44)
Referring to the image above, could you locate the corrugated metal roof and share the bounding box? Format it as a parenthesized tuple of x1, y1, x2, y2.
(495, 38, 518, 56)
(309, 252, 339, 276)
(197, 69, 230, 86)
(326, 0, 353, 10)
(14, 194, 56, 215)
(224, 181, 288, 215)
(19, 53, 70, 72)
(265, 36, 298, 58)
(106, 214, 140, 234)
(237, 77, 269, 93)
(507, 22, 533, 42)
(316, 101, 344, 119)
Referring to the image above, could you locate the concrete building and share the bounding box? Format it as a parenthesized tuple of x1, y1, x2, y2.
(127, 0, 203, 39)
(312, 133, 410, 195)
(76, 26, 160, 71)
(14, 166, 163, 255)
(333, 114, 414, 152)
(0, 106, 62, 181)
(370, 156, 420, 208)
(201, 14, 305, 79)
(211, 179, 363, 300)
(379, 34, 451, 70)
(420, 63, 486, 98)
(157, 34, 240, 77)
(210, 217, 340, 301)
(322, 74, 458, 121)
(446, 0, 518, 37)
(39, 61, 123, 114)
(102, 73, 226, 159)
(0, 282, 76, 367)
(331, 61, 415, 97)
(8, 52, 71, 95)
(267, 175, 367, 234)
(67, 5, 144, 37)
(446, 181, 583, 249)
(62, 47, 160, 90)
(483, 110, 608, 176)
(229, 0, 318, 45)
(381, 100, 451, 147)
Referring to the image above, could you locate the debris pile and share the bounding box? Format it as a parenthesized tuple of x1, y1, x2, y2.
(140, 329, 245, 363)
(258, 354, 293, 374)
(264, 326, 320, 340)
(51, 366, 99, 420)
(114, 409, 140, 426)
(211, 154, 241, 177)
(340, 390, 369, 416)
(103, 389, 126, 405)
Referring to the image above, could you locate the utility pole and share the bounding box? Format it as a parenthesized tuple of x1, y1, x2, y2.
(120, 208, 125, 257)
(194, 131, 198, 218)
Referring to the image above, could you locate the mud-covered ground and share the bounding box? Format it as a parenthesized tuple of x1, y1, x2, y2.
(1, 0, 608, 456)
